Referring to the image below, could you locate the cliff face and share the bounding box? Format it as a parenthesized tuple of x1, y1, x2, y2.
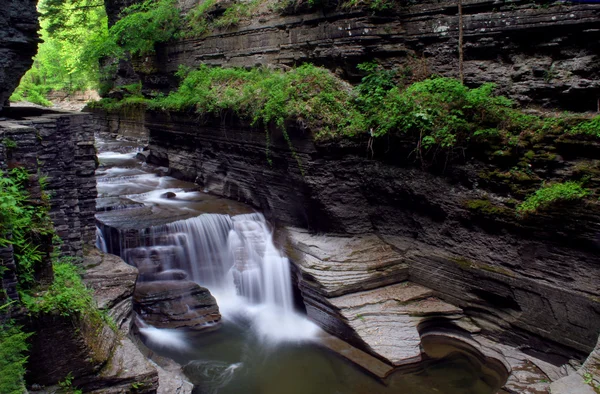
(0, 0, 39, 107)
(91, 110, 600, 363)
(106, 0, 600, 110)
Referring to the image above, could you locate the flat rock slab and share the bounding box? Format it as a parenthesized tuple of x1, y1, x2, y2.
(329, 282, 462, 366)
(550, 373, 597, 394)
(287, 228, 409, 297)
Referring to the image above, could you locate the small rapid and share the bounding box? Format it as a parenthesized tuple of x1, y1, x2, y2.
(95, 141, 317, 344)
(94, 138, 506, 394)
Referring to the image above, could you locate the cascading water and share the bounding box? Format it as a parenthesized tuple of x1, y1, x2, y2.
(94, 139, 505, 394)
(119, 211, 317, 342)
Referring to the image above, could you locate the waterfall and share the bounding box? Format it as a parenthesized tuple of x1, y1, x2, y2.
(109, 211, 317, 342)
(96, 226, 107, 252)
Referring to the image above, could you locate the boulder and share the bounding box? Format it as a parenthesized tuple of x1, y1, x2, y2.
(134, 280, 221, 331)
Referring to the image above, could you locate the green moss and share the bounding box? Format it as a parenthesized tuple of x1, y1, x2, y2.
(464, 199, 511, 216)
(516, 181, 591, 215)
(450, 257, 474, 270)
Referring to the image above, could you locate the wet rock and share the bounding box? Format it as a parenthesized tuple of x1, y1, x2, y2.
(26, 249, 160, 392)
(82, 247, 138, 328)
(153, 269, 189, 281)
(134, 280, 221, 331)
(161, 191, 176, 199)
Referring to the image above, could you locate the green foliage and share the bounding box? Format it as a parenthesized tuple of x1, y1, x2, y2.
(110, 0, 180, 56)
(91, 62, 600, 169)
(22, 260, 93, 316)
(570, 116, 600, 138)
(516, 181, 591, 215)
(1, 138, 17, 150)
(20, 257, 118, 331)
(58, 372, 83, 394)
(181, 0, 215, 37)
(371, 76, 513, 159)
(0, 322, 31, 394)
(0, 168, 54, 289)
(181, 0, 262, 38)
(149, 64, 366, 139)
(10, 0, 108, 104)
(342, 0, 394, 11)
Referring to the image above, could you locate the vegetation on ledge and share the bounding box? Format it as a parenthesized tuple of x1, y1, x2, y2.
(90, 62, 599, 151)
(0, 163, 113, 390)
(516, 181, 591, 215)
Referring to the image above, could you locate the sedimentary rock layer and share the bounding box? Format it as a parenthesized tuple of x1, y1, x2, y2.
(106, 110, 600, 364)
(134, 280, 222, 331)
(106, 0, 600, 109)
(0, 0, 39, 107)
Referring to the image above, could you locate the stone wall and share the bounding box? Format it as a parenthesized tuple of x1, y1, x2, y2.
(0, 108, 98, 300)
(0, 0, 39, 107)
(106, 0, 600, 110)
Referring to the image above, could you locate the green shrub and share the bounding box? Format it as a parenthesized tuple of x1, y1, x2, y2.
(0, 322, 31, 394)
(150, 64, 366, 139)
(372, 76, 513, 156)
(516, 181, 591, 215)
(21, 260, 93, 316)
(570, 116, 600, 138)
(110, 0, 180, 56)
(0, 168, 54, 289)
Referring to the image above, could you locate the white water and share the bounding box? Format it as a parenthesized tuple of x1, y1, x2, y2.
(96, 147, 317, 346)
(126, 213, 318, 343)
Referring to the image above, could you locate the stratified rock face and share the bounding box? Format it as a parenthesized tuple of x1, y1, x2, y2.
(118, 110, 600, 363)
(109, 0, 600, 109)
(287, 229, 464, 366)
(26, 249, 159, 392)
(134, 280, 221, 331)
(0, 0, 39, 107)
(0, 109, 97, 303)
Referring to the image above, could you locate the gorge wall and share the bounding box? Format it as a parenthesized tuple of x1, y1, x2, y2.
(112, 112, 598, 363)
(96, 0, 600, 364)
(114, 0, 600, 110)
(0, 0, 39, 107)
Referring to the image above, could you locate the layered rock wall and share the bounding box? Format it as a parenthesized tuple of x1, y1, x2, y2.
(108, 0, 600, 109)
(103, 110, 600, 363)
(0, 108, 97, 300)
(0, 0, 39, 107)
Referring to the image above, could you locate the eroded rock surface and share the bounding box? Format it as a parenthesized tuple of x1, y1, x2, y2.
(0, 0, 39, 107)
(287, 228, 409, 297)
(134, 280, 221, 331)
(288, 229, 464, 366)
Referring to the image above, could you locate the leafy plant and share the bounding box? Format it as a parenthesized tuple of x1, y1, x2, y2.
(0, 322, 31, 394)
(110, 0, 180, 56)
(0, 168, 54, 289)
(570, 116, 600, 138)
(58, 371, 83, 394)
(516, 181, 591, 215)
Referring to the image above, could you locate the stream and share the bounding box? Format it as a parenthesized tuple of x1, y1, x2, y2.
(94, 137, 506, 394)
